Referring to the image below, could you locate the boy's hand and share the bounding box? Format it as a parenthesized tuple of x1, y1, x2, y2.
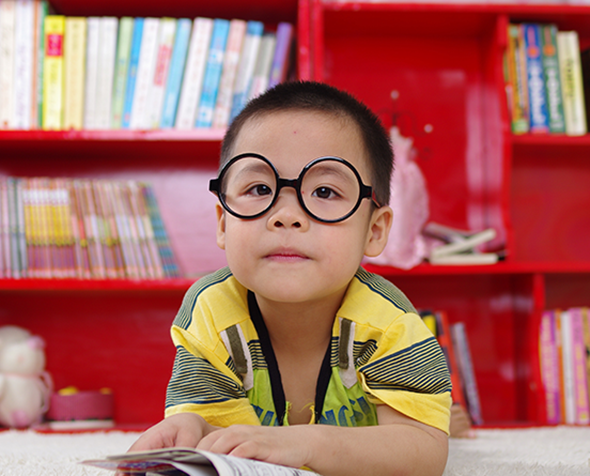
(128, 413, 218, 452)
(196, 425, 313, 469)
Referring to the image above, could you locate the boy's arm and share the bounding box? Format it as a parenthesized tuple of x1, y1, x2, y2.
(196, 404, 448, 476)
(128, 413, 220, 452)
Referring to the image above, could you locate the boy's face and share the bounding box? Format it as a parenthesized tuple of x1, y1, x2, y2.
(216, 110, 392, 306)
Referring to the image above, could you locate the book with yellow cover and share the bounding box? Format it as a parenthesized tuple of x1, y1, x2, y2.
(42, 15, 65, 130)
(63, 17, 87, 130)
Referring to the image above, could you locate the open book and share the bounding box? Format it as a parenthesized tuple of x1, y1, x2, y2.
(82, 447, 320, 476)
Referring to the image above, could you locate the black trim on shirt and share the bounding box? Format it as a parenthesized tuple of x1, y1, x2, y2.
(248, 291, 332, 426)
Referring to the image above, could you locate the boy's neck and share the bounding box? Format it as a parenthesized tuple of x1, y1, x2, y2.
(254, 290, 346, 353)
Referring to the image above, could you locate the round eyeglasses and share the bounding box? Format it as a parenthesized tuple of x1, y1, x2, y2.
(209, 153, 381, 223)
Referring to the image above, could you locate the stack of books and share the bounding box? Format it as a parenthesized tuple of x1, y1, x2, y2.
(539, 307, 590, 425)
(0, 0, 295, 131)
(505, 23, 589, 136)
(0, 177, 179, 280)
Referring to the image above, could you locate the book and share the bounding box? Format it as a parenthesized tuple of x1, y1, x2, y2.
(581, 307, 590, 418)
(425, 223, 497, 259)
(121, 17, 144, 129)
(230, 20, 264, 121)
(212, 18, 246, 129)
(0, 0, 16, 129)
(557, 31, 587, 136)
(13, 0, 35, 130)
(247, 32, 276, 102)
(540, 24, 566, 134)
(539, 310, 561, 424)
(559, 309, 576, 424)
(429, 253, 499, 266)
(147, 17, 176, 129)
(523, 23, 549, 134)
(111, 16, 134, 129)
(195, 18, 230, 128)
(582, 48, 590, 128)
(129, 17, 160, 130)
(31, 0, 48, 129)
(160, 17, 192, 129)
(63, 17, 87, 130)
(506, 24, 529, 134)
(83, 16, 100, 130)
(451, 322, 483, 425)
(42, 14, 65, 130)
(175, 17, 213, 130)
(569, 307, 590, 424)
(96, 16, 118, 129)
(268, 22, 294, 89)
(420, 309, 467, 408)
(82, 447, 320, 475)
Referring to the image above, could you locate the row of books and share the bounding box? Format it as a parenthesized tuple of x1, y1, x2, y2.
(505, 23, 589, 136)
(0, 177, 179, 280)
(420, 310, 483, 425)
(539, 307, 590, 425)
(0, 0, 294, 131)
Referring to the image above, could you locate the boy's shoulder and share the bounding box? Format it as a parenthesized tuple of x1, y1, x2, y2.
(340, 268, 418, 329)
(174, 267, 248, 331)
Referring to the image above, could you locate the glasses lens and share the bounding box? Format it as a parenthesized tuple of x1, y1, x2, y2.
(301, 160, 361, 221)
(220, 157, 276, 217)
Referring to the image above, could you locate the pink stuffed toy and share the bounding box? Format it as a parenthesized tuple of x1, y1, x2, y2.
(0, 326, 52, 428)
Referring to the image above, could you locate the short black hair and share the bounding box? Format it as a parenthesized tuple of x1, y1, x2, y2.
(221, 81, 394, 206)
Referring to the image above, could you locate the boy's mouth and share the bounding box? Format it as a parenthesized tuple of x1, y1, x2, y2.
(265, 248, 310, 261)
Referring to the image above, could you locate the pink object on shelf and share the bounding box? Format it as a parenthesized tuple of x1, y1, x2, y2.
(46, 390, 114, 422)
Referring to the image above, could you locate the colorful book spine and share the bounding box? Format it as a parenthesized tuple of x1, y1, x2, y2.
(557, 31, 587, 136)
(195, 18, 230, 128)
(570, 307, 590, 424)
(507, 24, 529, 134)
(96, 17, 118, 129)
(148, 17, 176, 129)
(160, 18, 191, 129)
(111, 17, 134, 129)
(63, 17, 87, 130)
(247, 32, 276, 102)
(1, 179, 11, 277)
(42, 15, 65, 130)
(539, 310, 561, 424)
(13, 0, 35, 130)
(130, 17, 160, 130)
(523, 23, 549, 134)
(268, 22, 294, 89)
(230, 20, 263, 121)
(559, 309, 576, 424)
(212, 18, 246, 129)
(175, 17, 213, 130)
(32, 0, 48, 128)
(540, 24, 566, 134)
(0, 0, 16, 129)
(83, 16, 100, 130)
(142, 183, 179, 278)
(451, 322, 483, 425)
(121, 17, 144, 129)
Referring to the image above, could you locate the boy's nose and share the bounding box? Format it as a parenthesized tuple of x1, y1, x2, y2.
(267, 190, 309, 230)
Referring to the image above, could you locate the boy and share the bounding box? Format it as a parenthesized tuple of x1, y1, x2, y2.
(130, 81, 452, 475)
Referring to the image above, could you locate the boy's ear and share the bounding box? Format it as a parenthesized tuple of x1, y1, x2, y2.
(364, 205, 393, 258)
(215, 203, 226, 250)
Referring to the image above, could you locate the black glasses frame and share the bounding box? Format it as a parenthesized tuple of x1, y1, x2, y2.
(209, 153, 381, 223)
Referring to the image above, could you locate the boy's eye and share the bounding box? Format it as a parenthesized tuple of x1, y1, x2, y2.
(312, 186, 339, 200)
(246, 184, 273, 196)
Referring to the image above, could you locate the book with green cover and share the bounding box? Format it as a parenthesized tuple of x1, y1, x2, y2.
(540, 24, 566, 133)
(111, 16, 134, 129)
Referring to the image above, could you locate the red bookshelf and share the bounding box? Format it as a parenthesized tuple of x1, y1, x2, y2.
(309, 0, 590, 426)
(1, 0, 589, 429)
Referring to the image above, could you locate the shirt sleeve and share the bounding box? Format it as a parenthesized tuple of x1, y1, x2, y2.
(357, 311, 452, 435)
(164, 277, 261, 427)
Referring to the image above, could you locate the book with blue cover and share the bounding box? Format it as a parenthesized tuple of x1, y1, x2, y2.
(230, 20, 264, 121)
(195, 18, 230, 128)
(121, 17, 144, 129)
(523, 23, 549, 133)
(160, 18, 191, 129)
